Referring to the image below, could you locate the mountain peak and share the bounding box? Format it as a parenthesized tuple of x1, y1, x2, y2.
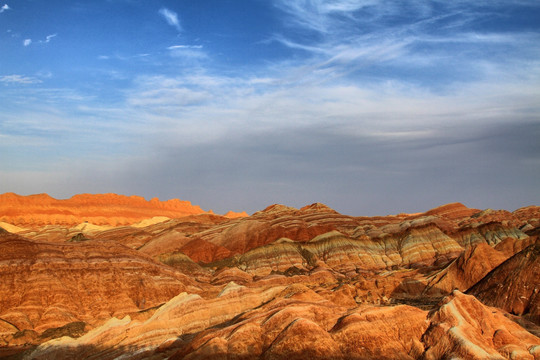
(423, 202, 479, 219)
(0, 192, 209, 227)
(299, 202, 338, 213)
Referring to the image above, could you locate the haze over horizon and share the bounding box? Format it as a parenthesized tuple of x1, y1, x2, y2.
(1, 0, 539, 216)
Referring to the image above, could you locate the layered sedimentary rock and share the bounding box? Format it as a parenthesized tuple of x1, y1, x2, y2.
(175, 202, 532, 272)
(422, 243, 509, 296)
(422, 202, 481, 220)
(0, 192, 245, 228)
(1, 195, 539, 359)
(422, 291, 540, 360)
(206, 212, 531, 280)
(468, 243, 540, 324)
(88, 213, 231, 253)
(26, 287, 540, 360)
(230, 226, 463, 277)
(171, 285, 429, 360)
(513, 206, 540, 231)
(179, 203, 363, 263)
(3, 195, 532, 274)
(0, 232, 205, 347)
(26, 285, 288, 360)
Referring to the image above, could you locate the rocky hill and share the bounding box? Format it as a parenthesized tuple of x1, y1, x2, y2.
(0, 192, 247, 228)
(0, 193, 538, 359)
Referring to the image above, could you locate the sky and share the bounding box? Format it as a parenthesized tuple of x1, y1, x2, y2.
(1, 0, 539, 216)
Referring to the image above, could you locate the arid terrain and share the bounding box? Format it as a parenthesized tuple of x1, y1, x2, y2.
(0, 192, 539, 359)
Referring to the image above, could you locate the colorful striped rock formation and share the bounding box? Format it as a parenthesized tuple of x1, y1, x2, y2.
(0, 192, 246, 228)
(0, 193, 538, 359)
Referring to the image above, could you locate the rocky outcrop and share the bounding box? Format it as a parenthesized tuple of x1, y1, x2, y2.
(25, 285, 288, 360)
(468, 243, 540, 324)
(92, 213, 230, 251)
(513, 206, 540, 231)
(26, 287, 540, 360)
(1, 197, 539, 359)
(231, 227, 463, 277)
(0, 192, 243, 228)
(4, 196, 530, 273)
(179, 203, 362, 263)
(422, 202, 480, 220)
(422, 291, 540, 360)
(0, 232, 204, 347)
(173, 289, 540, 360)
(177, 202, 530, 271)
(172, 286, 428, 360)
(11, 213, 231, 250)
(224, 210, 249, 218)
(422, 243, 509, 296)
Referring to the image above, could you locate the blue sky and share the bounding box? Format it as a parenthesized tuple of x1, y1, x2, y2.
(1, 0, 539, 215)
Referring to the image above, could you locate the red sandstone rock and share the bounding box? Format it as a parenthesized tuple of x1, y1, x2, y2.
(468, 243, 540, 324)
(27, 285, 539, 360)
(224, 210, 249, 218)
(423, 243, 509, 296)
(513, 206, 540, 229)
(422, 291, 540, 360)
(421, 202, 480, 220)
(0, 232, 205, 347)
(0, 192, 243, 228)
(1, 198, 539, 360)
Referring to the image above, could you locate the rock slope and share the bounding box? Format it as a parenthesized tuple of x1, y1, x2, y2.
(468, 243, 540, 325)
(0, 232, 205, 347)
(0, 195, 538, 359)
(26, 289, 540, 360)
(0, 192, 246, 228)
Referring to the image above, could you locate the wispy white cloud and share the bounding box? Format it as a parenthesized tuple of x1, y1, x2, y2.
(0, 74, 42, 84)
(159, 7, 181, 32)
(2, 49, 539, 212)
(267, 0, 540, 95)
(117, 53, 540, 149)
(269, 35, 326, 54)
(0, 4, 9, 13)
(273, 0, 377, 34)
(22, 34, 58, 47)
(97, 52, 151, 61)
(53, 57, 536, 213)
(2, 1, 539, 214)
(36, 70, 53, 79)
(167, 45, 203, 50)
(44, 33, 57, 43)
(167, 44, 206, 59)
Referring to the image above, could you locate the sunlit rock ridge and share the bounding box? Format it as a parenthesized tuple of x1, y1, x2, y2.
(0, 192, 247, 228)
(0, 193, 538, 359)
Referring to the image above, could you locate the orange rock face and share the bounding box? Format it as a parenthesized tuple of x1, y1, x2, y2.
(0, 196, 539, 359)
(468, 243, 540, 324)
(422, 243, 509, 296)
(0, 232, 205, 347)
(0, 192, 245, 228)
(24, 287, 540, 360)
(422, 291, 540, 360)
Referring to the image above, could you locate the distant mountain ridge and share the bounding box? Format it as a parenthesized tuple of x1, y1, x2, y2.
(0, 192, 247, 227)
